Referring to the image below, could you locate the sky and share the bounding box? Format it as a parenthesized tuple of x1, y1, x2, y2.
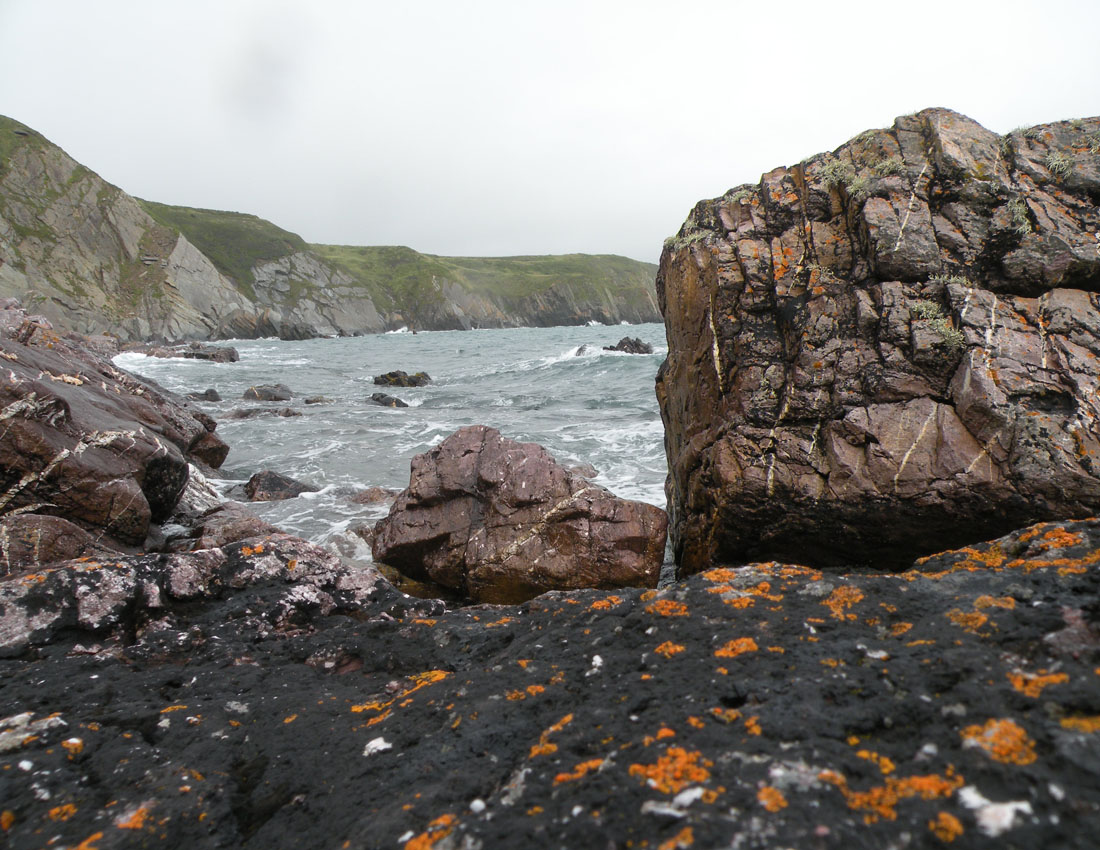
(0, 1, 1097, 264)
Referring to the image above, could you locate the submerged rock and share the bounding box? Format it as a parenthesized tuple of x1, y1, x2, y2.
(130, 341, 240, 362)
(242, 383, 292, 401)
(604, 336, 653, 354)
(372, 425, 667, 603)
(657, 109, 1100, 574)
(186, 388, 222, 402)
(369, 392, 408, 408)
(373, 370, 431, 387)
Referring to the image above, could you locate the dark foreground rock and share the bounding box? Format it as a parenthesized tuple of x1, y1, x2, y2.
(374, 370, 431, 387)
(369, 392, 408, 408)
(244, 471, 319, 502)
(604, 336, 654, 354)
(2, 520, 1099, 847)
(657, 109, 1100, 575)
(372, 425, 667, 603)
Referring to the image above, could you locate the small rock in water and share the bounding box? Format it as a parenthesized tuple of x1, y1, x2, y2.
(369, 392, 408, 408)
(603, 336, 653, 354)
(244, 470, 320, 502)
(187, 388, 222, 402)
(242, 383, 292, 401)
(226, 407, 302, 419)
(373, 370, 430, 387)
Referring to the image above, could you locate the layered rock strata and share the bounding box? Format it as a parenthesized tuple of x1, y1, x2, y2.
(372, 425, 668, 602)
(657, 108, 1100, 572)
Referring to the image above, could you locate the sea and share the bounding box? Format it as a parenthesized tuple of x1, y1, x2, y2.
(114, 323, 669, 563)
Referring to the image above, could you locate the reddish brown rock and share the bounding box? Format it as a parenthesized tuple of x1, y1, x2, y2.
(657, 109, 1100, 574)
(245, 470, 320, 501)
(372, 425, 667, 603)
(0, 515, 121, 576)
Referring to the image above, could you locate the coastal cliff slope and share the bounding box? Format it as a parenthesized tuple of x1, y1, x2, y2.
(0, 116, 659, 340)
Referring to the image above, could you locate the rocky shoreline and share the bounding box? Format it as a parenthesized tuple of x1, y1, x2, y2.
(2, 110, 1100, 848)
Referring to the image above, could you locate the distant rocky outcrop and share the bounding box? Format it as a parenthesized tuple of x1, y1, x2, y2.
(656, 108, 1100, 574)
(372, 425, 668, 603)
(130, 341, 239, 362)
(245, 471, 319, 502)
(0, 116, 660, 341)
(604, 336, 654, 354)
(373, 370, 431, 387)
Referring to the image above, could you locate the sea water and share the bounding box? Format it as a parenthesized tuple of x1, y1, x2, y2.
(114, 323, 669, 561)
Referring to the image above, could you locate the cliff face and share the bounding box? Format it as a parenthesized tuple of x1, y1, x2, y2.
(0, 117, 660, 340)
(657, 108, 1100, 574)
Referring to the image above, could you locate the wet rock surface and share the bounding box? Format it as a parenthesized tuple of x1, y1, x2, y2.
(242, 384, 293, 401)
(369, 392, 409, 408)
(244, 471, 319, 502)
(129, 342, 240, 363)
(372, 425, 668, 603)
(657, 109, 1100, 574)
(2, 520, 1099, 847)
(604, 336, 654, 354)
(373, 370, 431, 387)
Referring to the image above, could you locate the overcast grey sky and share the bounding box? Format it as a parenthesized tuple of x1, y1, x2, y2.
(1, 1, 1097, 263)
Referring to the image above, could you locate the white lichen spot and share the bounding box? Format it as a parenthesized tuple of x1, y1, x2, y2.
(362, 736, 392, 756)
(959, 785, 1033, 837)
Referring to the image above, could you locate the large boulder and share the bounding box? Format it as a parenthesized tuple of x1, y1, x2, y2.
(245, 470, 320, 502)
(129, 341, 240, 362)
(0, 304, 230, 545)
(373, 370, 431, 387)
(657, 108, 1100, 574)
(372, 425, 667, 603)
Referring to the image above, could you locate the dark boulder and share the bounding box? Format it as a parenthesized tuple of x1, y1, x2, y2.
(183, 502, 283, 551)
(350, 486, 400, 504)
(243, 384, 293, 401)
(304, 395, 330, 404)
(657, 109, 1100, 574)
(245, 470, 320, 502)
(226, 407, 302, 420)
(373, 370, 431, 387)
(372, 425, 667, 603)
(187, 388, 222, 402)
(369, 392, 408, 408)
(0, 515, 121, 576)
(130, 342, 240, 363)
(604, 336, 653, 354)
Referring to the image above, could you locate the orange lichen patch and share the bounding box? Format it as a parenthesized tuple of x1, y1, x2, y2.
(654, 641, 686, 658)
(907, 639, 935, 647)
(485, 616, 515, 628)
(1007, 670, 1068, 698)
(640, 589, 658, 601)
(48, 804, 78, 821)
(880, 603, 898, 613)
(351, 670, 451, 720)
(506, 684, 546, 701)
(975, 595, 1015, 610)
(116, 805, 153, 829)
(412, 619, 438, 627)
(822, 586, 864, 621)
(1037, 527, 1083, 551)
(527, 806, 543, 815)
(715, 637, 758, 658)
(767, 646, 785, 654)
(0, 810, 13, 830)
(61, 737, 84, 755)
(73, 832, 104, 850)
(702, 567, 739, 583)
(239, 543, 264, 557)
(961, 718, 1037, 765)
(723, 596, 754, 609)
(530, 713, 573, 758)
(405, 814, 458, 850)
(857, 749, 896, 775)
(629, 748, 712, 794)
(818, 767, 964, 824)
(744, 716, 762, 736)
(590, 595, 623, 610)
(658, 825, 695, 850)
(889, 622, 913, 637)
(554, 758, 605, 785)
(516, 659, 532, 669)
(160, 704, 189, 713)
(945, 609, 990, 634)
(687, 716, 706, 729)
(820, 657, 844, 668)
(1060, 715, 1100, 733)
(757, 785, 788, 812)
(646, 599, 690, 617)
(710, 707, 742, 724)
(929, 811, 964, 842)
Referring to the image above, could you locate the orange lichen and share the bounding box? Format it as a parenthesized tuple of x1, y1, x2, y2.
(1060, 715, 1100, 733)
(351, 670, 451, 720)
(767, 646, 785, 654)
(116, 805, 152, 829)
(1007, 670, 1068, 698)
(687, 716, 705, 729)
(723, 597, 754, 609)
(240, 543, 264, 557)
(160, 704, 189, 713)
(714, 637, 758, 658)
(629, 748, 712, 793)
(822, 586, 864, 620)
(821, 658, 843, 668)
(961, 718, 1037, 765)
(49, 804, 78, 821)
(889, 622, 913, 637)
(516, 659, 532, 668)
(554, 758, 605, 784)
(857, 749, 896, 775)
(283, 714, 298, 724)
(0, 810, 13, 831)
(646, 599, 690, 617)
(945, 609, 989, 634)
(757, 786, 788, 812)
(974, 595, 1015, 610)
(658, 826, 695, 850)
(485, 616, 515, 628)
(506, 684, 546, 701)
(61, 737, 84, 755)
(929, 811, 964, 842)
(412, 618, 437, 626)
(73, 833, 104, 850)
(744, 716, 762, 736)
(701, 567, 741, 583)
(590, 595, 623, 610)
(711, 707, 741, 724)
(405, 814, 458, 850)
(1038, 527, 1083, 551)
(654, 641, 686, 658)
(819, 767, 964, 824)
(530, 714, 573, 757)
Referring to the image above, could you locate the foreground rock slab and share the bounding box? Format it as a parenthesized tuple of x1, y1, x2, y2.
(657, 109, 1100, 573)
(1, 519, 1098, 847)
(373, 425, 667, 603)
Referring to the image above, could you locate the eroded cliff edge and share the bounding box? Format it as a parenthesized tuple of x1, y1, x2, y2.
(656, 108, 1100, 573)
